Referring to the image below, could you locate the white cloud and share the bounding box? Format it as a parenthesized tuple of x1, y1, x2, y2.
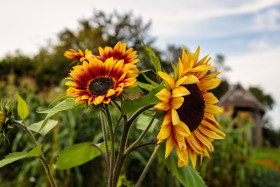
(254, 8, 280, 30)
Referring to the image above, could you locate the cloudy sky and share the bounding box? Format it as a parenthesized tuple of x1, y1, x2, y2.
(1, 0, 280, 128)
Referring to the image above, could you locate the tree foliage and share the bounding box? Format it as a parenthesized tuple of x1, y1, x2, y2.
(249, 87, 274, 110)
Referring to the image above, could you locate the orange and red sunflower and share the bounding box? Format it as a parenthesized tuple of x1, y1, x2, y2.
(66, 57, 137, 105)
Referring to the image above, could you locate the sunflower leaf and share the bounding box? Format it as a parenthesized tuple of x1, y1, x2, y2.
(157, 145, 207, 187)
(28, 120, 58, 136)
(142, 73, 159, 87)
(56, 142, 107, 170)
(37, 98, 83, 133)
(121, 83, 164, 115)
(136, 81, 155, 91)
(0, 145, 42, 168)
(16, 93, 29, 121)
(142, 40, 161, 73)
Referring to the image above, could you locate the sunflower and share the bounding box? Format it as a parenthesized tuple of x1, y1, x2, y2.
(64, 49, 93, 62)
(66, 57, 137, 105)
(97, 42, 139, 73)
(155, 46, 225, 167)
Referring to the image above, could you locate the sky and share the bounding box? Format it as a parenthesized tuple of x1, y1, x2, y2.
(1, 0, 280, 128)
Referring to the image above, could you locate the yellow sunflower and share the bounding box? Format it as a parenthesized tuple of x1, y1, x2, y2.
(64, 49, 93, 62)
(155, 46, 225, 168)
(97, 41, 139, 73)
(66, 57, 137, 105)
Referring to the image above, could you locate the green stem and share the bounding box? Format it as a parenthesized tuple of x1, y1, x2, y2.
(124, 116, 155, 155)
(103, 105, 115, 187)
(100, 110, 110, 177)
(13, 120, 57, 187)
(136, 145, 160, 187)
(112, 106, 153, 187)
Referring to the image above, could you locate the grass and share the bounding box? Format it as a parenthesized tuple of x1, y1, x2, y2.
(250, 147, 280, 164)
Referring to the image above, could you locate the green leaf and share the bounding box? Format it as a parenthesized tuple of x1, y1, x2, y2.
(49, 94, 68, 106)
(121, 83, 164, 115)
(142, 40, 161, 73)
(16, 93, 29, 120)
(136, 114, 158, 133)
(124, 86, 142, 93)
(37, 98, 81, 132)
(136, 81, 155, 91)
(56, 142, 102, 170)
(0, 145, 42, 167)
(157, 145, 206, 187)
(28, 120, 58, 136)
(143, 73, 159, 87)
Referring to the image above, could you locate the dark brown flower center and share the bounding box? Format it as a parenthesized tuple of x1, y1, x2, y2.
(176, 84, 205, 132)
(88, 77, 115, 95)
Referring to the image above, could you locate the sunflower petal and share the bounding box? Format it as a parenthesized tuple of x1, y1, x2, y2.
(165, 135, 176, 158)
(156, 88, 172, 102)
(154, 102, 171, 111)
(171, 109, 180, 125)
(158, 71, 175, 89)
(172, 86, 190, 97)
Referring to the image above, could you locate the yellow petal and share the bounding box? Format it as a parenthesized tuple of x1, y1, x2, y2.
(162, 111, 172, 126)
(198, 126, 224, 140)
(203, 92, 219, 104)
(205, 105, 224, 114)
(157, 124, 172, 142)
(171, 109, 180, 125)
(198, 78, 221, 91)
(175, 76, 188, 87)
(176, 121, 191, 136)
(171, 97, 184, 110)
(189, 65, 215, 72)
(94, 96, 104, 105)
(106, 89, 115, 97)
(188, 147, 197, 168)
(165, 135, 176, 158)
(156, 88, 172, 102)
(182, 74, 199, 85)
(154, 101, 171, 111)
(172, 86, 190, 97)
(158, 71, 175, 89)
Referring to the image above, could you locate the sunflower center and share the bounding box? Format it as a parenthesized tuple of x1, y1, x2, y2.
(88, 77, 115, 95)
(176, 84, 205, 132)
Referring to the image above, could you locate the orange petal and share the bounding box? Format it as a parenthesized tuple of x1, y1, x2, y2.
(157, 124, 172, 142)
(154, 101, 171, 111)
(203, 92, 219, 104)
(205, 105, 224, 114)
(165, 135, 176, 158)
(158, 71, 175, 89)
(156, 88, 172, 102)
(172, 86, 190, 97)
(171, 97, 184, 110)
(171, 109, 180, 125)
(182, 74, 199, 85)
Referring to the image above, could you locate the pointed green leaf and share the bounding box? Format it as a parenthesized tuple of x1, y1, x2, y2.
(28, 120, 58, 136)
(142, 40, 161, 73)
(157, 145, 206, 187)
(16, 93, 29, 120)
(136, 81, 155, 91)
(56, 142, 103, 170)
(0, 145, 42, 167)
(49, 94, 68, 106)
(37, 98, 82, 132)
(124, 86, 142, 93)
(143, 74, 159, 87)
(121, 83, 164, 115)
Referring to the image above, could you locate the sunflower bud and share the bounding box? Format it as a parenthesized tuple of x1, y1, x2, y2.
(0, 99, 14, 144)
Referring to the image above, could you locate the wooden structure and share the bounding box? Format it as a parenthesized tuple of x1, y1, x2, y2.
(219, 84, 265, 146)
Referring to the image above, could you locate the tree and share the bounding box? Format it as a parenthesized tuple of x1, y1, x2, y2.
(249, 87, 274, 110)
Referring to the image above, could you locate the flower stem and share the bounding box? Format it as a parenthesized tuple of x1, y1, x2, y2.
(13, 120, 57, 187)
(100, 110, 110, 177)
(124, 116, 155, 155)
(103, 105, 115, 187)
(112, 106, 153, 187)
(136, 145, 160, 187)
